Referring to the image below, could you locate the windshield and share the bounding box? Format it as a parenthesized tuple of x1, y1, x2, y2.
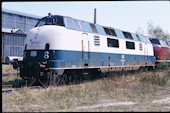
(35, 16, 65, 27)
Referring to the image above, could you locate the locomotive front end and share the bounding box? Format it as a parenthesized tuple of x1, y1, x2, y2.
(14, 15, 65, 81)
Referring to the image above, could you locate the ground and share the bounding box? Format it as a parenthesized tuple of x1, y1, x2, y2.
(2, 65, 170, 112)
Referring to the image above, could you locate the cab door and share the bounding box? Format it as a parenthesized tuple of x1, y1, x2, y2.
(82, 33, 89, 66)
(144, 44, 148, 60)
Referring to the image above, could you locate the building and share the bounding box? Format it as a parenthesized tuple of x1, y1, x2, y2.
(1, 8, 42, 63)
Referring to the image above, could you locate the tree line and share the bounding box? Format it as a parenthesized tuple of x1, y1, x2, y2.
(136, 21, 170, 41)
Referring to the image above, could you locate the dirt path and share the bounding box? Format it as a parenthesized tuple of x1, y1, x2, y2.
(152, 97, 170, 104)
(58, 86, 170, 112)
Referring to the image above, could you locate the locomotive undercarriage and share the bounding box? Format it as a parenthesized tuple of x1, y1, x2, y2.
(16, 61, 101, 87)
(14, 60, 155, 87)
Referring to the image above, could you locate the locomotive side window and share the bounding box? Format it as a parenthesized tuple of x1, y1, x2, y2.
(126, 41, 135, 49)
(94, 36, 100, 46)
(45, 43, 50, 50)
(78, 21, 86, 31)
(84, 22, 93, 33)
(103, 27, 112, 35)
(104, 27, 117, 37)
(90, 23, 98, 33)
(136, 34, 141, 41)
(144, 36, 151, 43)
(107, 38, 119, 48)
(66, 18, 76, 29)
(95, 24, 106, 35)
(110, 29, 117, 37)
(123, 32, 133, 40)
(73, 20, 81, 30)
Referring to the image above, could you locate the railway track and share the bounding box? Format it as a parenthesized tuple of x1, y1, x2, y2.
(2, 73, 18, 77)
(2, 85, 13, 89)
(2, 85, 42, 93)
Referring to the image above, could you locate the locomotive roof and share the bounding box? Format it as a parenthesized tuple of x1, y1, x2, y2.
(40, 14, 152, 44)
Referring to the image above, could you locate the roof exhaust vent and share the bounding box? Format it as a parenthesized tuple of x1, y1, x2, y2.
(94, 8, 96, 24)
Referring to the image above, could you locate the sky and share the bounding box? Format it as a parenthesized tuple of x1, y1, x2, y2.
(2, 1, 170, 36)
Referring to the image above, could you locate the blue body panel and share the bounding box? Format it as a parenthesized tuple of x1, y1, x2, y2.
(24, 50, 155, 69)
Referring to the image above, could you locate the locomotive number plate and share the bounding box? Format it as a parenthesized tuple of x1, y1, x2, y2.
(30, 51, 37, 57)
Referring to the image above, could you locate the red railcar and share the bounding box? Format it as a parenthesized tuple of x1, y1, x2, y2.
(149, 38, 170, 64)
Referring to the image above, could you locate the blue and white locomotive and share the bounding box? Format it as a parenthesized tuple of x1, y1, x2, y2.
(13, 13, 155, 82)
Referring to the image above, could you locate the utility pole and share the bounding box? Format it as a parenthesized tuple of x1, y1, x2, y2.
(94, 8, 96, 24)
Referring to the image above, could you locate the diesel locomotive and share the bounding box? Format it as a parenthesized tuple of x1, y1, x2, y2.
(9, 13, 169, 84)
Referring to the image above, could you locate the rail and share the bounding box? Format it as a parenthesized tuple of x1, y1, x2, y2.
(2, 73, 18, 77)
(2, 85, 42, 93)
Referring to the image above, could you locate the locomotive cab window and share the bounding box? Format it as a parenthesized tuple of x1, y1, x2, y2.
(55, 16, 65, 26)
(45, 43, 50, 50)
(107, 38, 119, 48)
(46, 18, 54, 25)
(66, 18, 76, 29)
(126, 41, 135, 49)
(35, 16, 65, 27)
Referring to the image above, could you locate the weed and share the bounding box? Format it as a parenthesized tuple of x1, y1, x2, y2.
(140, 71, 169, 86)
(2, 69, 170, 112)
(2, 76, 25, 87)
(2, 64, 17, 74)
(155, 62, 168, 70)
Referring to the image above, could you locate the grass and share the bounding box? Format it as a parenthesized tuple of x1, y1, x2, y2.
(140, 71, 170, 86)
(2, 76, 25, 86)
(2, 64, 24, 86)
(2, 64, 18, 74)
(2, 67, 170, 112)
